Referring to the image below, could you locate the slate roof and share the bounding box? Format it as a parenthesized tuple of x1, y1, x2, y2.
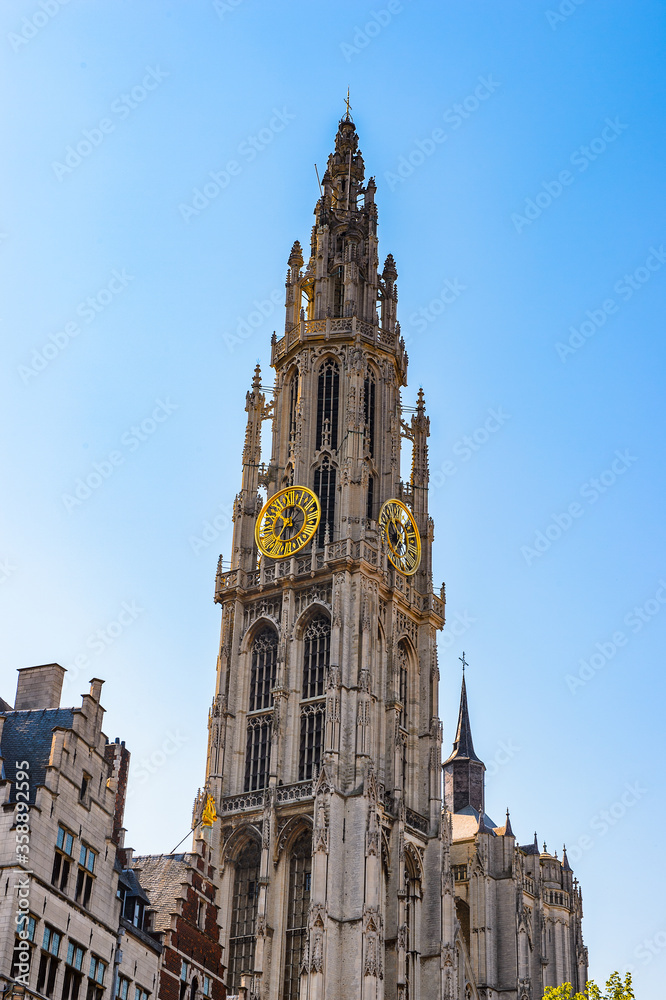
(451, 805, 498, 841)
(119, 866, 151, 904)
(1, 708, 75, 803)
(131, 854, 191, 934)
(443, 674, 483, 766)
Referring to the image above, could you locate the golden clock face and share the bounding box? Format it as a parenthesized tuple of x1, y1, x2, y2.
(378, 498, 421, 576)
(255, 486, 321, 560)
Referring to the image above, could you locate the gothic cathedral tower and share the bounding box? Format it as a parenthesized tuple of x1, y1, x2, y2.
(204, 113, 469, 1000)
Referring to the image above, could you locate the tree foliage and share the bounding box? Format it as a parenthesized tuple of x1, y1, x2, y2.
(542, 972, 634, 1000)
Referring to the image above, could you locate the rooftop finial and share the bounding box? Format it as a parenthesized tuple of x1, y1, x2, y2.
(344, 86, 352, 122)
(459, 651, 468, 674)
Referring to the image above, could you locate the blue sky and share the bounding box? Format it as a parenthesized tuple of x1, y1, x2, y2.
(2, 0, 665, 992)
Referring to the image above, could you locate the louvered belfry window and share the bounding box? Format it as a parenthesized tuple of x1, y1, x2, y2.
(298, 615, 329, 781)
(228, 841, 261, 995)
(315, 359, 339, 451)
(244, 628, 277, 791)
(314, 459, 336, 547)
(281, 832, 312, 1000)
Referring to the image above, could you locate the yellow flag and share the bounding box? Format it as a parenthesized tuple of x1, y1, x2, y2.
(201, 794, 217, 828)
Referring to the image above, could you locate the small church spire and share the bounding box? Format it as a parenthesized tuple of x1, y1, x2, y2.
(446, 667, 482, 764)
(504, 808, 514, 838)
(443, 668, 486, 815)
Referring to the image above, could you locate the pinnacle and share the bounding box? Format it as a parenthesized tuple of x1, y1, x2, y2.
(252, 364, 262, 389)
(504, 808, 514, 838)
(288, 240, 303, 268)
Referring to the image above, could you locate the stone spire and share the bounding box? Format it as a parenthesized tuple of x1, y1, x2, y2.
(504, 808, 514, 838)
(443, 671, 486, 815)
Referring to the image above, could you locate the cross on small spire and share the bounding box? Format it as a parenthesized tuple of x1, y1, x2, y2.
(344, 87, 352, 121)
(459, 651, 468, 673)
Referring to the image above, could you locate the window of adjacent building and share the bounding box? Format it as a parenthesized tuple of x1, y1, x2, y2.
(179, 960, 189, 1000)
(75, 845, 96, 908)
(201, 976, 211, 998)
(52, 825, 74, 892)
(298, 615, 329, 781)
(315, 359, 339, 451)
(227, 841, 261, 996)
(281, 832, 312, 1000)
(135, 987, 149, 1000)
(11, 913, 36, 980)
(36, 926, 61, 998)
(313, 459, 336, 546)
(62, 942, 86, 1000)
(244, 627, 278, 792)
(79, 773, 90, 803)
(115, 977, 130, 1000)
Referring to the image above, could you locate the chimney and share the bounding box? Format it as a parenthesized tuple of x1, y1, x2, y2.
(104, 738, 131, 846)
(15, 664, 66, 710)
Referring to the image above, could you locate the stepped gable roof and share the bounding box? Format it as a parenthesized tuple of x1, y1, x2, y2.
(0, 707, 75, 802)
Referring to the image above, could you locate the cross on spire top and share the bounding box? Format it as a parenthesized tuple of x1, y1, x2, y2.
(344, 87, 352, 121)
(459, 651, 468, 673)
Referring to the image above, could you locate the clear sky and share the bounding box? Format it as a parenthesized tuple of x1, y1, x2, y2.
(2, 0, 665, 993)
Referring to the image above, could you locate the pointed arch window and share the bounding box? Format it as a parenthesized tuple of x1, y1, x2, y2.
(397, 642, 408, 729)
(288, 370, 299, 455)
(316, 359, 339, 450)
(299, 615, 329, 781)
(244, 628, 277, 791)
(363, 370, 376, 456)
(404, 852, 422, 1000)
(228, 841, 261, 996)
(366, 474, 375, 521)
(314, 458, 336, 546)
(281, 832, 312, 1000)
(333, 265, 345, 318)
